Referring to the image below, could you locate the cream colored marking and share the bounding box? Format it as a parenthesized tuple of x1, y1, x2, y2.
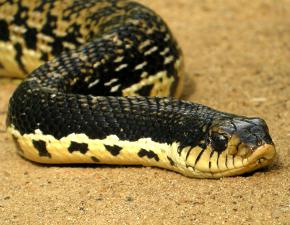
(114, 56, 124, 63)
(217, 151, 228, 171)
(144, 46, 158, 56)
(149, 73, 174, 97)
(63, 42, 78, 50)
(21, 48, 43, 74)
(175, 59, 181, 70)
(195, 148, 212, 172)
(122, 71, 174, 97)
(59, 17, 77, 33)
(233, 155, 243, 168)
(111, 35, 123, 46)
(8, 126, 178, 170)
(93, 62, 101, 68)
(70, 77, 79, 86)
(88, 79, 100, 89)
(78, 53, 88, 62)
(138, 40, 151, 50)
(85, 76, 92, 82)
(242, 158, 248, 166)
(227, 155, 234, 169)
(115, 64, 128, 72)
(209, 151, 219, 172)
(141, 71, 148, 78)
(10, 25, 26, 45)
(164, 56, 174, 65)
(186, 146, 203, 167)
(37, 33, 54, 53)
(104, 78, 118, 86)
(146, 28, 155, 35)
(0, 2, 18, 22)
(27, 11, 47, 30)
(160, 47, 170, 56)
(164, 34, 171, 42)
(174, 58, 184, 98)
(76, 37, 86, 44)
(134, 62, 147, 70)
(110, 84, 121, 93)
(0, 42, 24, 77)
(126, 18, 140, 26)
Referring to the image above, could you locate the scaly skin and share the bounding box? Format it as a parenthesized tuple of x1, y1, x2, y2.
(1, 0, 275, 178)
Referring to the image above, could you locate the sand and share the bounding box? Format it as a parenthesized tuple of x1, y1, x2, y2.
(0, 0, 289, 224)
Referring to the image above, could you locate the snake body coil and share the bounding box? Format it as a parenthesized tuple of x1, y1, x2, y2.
(1, 0, 276, 178)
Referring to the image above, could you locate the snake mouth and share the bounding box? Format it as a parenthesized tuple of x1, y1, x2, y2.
(180, 143, 276, 178)
(247, 144, 276, 165)
(212, 144, 276, 178)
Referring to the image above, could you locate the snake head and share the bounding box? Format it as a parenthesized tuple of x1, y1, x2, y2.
(205, 117, 276, 177)
(183, 116, 276, 178)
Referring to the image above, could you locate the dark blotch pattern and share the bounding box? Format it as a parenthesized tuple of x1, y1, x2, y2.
(32, 140, 51, 157)
(138, 149, 159, 161)
(167, 156, 175, 166)
(193, 148, 205, 167)
(0, 20, 9, 41)
(91, 156, 100, 162)
(104, 144, 122, 156)
(14, 43, 27, 74)
(68, 141, 89, 154)
(24, 28, 37, 50)
(136, 84, 154, 96)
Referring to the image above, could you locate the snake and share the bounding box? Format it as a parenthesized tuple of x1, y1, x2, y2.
(0, 0, 276, 178)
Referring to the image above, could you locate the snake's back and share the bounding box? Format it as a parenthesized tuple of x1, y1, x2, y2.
(1, 0, 276, 178)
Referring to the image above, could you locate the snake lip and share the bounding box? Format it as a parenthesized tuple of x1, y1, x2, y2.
(204, 144, 276, 178)
(247, 143, 276, 165)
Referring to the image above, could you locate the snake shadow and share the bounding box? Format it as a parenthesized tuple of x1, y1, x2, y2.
(17, 154, 144, 170)
(179, 72, 196, 100)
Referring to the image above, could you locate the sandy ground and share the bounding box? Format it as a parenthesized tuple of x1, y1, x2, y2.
(0, 0, 289, 224)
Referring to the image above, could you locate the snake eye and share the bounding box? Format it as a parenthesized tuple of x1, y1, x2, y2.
(210, 132, 228, 152)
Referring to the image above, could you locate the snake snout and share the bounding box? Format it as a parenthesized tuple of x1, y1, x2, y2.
(240, 118, 273, 145)
(233, 117, 275, 155)
(222, 117, 272, 149)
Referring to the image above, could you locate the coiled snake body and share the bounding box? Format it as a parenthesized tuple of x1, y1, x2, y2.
(1, 0, 276, 178)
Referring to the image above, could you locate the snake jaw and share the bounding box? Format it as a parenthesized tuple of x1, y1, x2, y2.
(214, 143, 276, 178)
(180, 143, 276, 178)
(246, 143, 276, 166)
